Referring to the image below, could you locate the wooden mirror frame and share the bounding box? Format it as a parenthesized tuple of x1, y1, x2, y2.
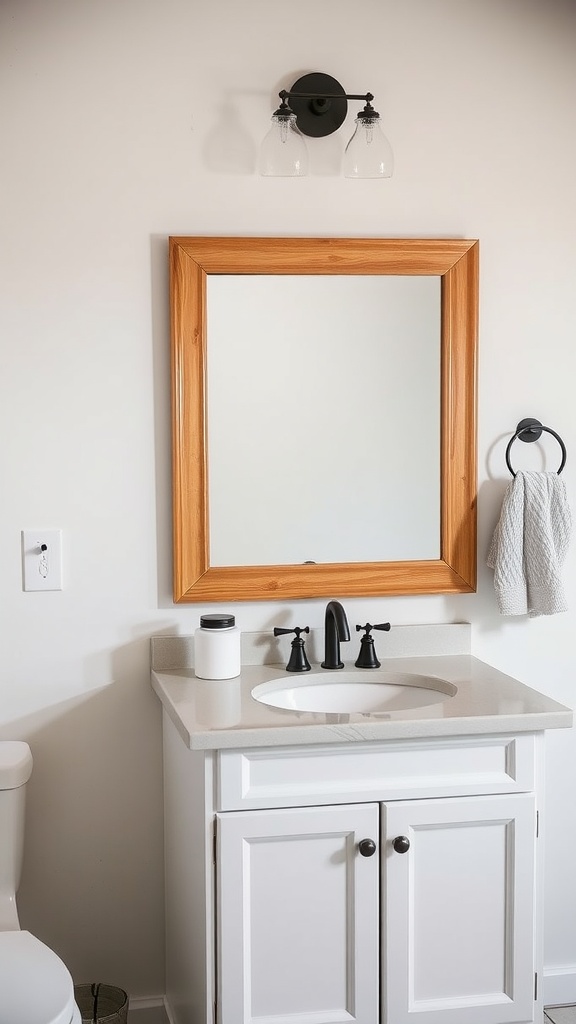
(170, 237, 478, 603)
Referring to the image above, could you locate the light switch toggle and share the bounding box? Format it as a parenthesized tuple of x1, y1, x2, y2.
(22, 530, 63, 591)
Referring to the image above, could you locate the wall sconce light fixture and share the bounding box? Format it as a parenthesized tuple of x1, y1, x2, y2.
(259, 72, 394, 179)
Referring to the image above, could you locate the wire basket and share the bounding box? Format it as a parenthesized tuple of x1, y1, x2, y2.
(74, 983, 129, 1024)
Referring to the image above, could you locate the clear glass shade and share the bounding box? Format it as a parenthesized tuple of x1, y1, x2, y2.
(259, 112, 309, 177)
(343, 115, 394, 178)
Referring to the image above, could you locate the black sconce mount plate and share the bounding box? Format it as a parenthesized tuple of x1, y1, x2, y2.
(288, 72, 348, 138)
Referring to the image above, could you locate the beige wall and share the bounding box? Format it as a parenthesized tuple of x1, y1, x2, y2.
(1, 0, 575, 1002)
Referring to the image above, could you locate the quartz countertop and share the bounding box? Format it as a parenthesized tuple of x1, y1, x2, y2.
(151, 654, 573, 751)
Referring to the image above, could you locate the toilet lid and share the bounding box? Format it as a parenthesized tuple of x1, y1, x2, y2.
(0, 931, 76, 1024)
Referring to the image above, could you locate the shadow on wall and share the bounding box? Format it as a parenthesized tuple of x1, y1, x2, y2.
(435, 476, 518, 634)
(0, 634, 168, 1000)
(203, 100, 256, 174)
(470, 476, 528, 635)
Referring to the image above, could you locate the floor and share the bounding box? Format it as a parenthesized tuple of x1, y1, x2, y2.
(129, 1007, 168, 1023)
(546, 1007, 576, 1023)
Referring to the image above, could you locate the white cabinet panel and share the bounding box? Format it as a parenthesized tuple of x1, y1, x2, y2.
(383, 794, 536, 1024)
(217, 736, 536, 811)
(217, 803, 379, 1024)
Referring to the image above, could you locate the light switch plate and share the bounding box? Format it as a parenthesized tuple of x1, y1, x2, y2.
(22, 529, 63, 591)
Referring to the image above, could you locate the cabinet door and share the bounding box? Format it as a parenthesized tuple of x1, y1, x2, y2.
(216, 803, 379, 1024)
(383, 793, 536, 1024)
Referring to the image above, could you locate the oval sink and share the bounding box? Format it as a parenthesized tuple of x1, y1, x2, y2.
(251, 671, 457, 714)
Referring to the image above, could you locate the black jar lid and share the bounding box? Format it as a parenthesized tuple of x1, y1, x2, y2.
(200, 613, 236, 629)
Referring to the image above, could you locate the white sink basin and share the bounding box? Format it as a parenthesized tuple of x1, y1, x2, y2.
(251, 671, 457, 714)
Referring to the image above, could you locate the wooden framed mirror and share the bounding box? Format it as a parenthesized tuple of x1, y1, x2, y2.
(170, 236, 478, 603)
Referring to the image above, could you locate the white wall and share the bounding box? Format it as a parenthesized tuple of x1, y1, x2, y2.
(1, 0, 575, 1003)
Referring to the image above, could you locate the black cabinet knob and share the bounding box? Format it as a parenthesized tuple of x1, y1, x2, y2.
(358, 838, 377, 857)
(393, 835, 410, 854)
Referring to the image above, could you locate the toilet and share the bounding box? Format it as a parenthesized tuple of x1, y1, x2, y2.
(0, 741, 81, 1024)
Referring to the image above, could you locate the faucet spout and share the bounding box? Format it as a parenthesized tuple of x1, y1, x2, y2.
(321, 600, 351, 670)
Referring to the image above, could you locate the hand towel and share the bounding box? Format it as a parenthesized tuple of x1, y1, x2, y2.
(487, 470, 572, 617)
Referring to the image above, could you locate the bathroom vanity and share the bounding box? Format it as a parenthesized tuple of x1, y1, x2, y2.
(151, 628, 572, 1024)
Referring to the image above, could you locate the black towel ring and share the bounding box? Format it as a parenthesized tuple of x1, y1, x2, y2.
(505, 417, 567, 477)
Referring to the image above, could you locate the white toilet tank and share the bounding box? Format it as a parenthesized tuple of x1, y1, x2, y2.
(0, 742, 81, 1024)
(0, 742, 33, 930)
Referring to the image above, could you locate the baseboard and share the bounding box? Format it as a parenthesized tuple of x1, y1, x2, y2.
(128, 996, 170, 1023)
(544, 965, 576, 1007)
(127, 977, 576, 1021)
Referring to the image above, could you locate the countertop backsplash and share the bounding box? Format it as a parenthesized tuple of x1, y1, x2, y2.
(151, 622, 472, 674)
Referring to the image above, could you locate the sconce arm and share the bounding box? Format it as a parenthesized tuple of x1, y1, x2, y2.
(279, 89, 374, 104)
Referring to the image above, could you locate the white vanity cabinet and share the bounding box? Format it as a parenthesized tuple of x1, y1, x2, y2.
(162, 718, 544, 1024)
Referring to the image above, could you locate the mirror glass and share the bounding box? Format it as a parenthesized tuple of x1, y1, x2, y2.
(207, 275, 441, 565)
(170, 237, 478, 603)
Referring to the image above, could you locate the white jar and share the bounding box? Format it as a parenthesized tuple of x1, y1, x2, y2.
(194, 613, 241, 680)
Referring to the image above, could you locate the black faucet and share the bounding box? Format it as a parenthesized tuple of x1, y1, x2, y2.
(321, 600, 351, 670)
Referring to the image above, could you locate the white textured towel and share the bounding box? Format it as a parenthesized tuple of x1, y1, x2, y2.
(487, 471, 572, 617)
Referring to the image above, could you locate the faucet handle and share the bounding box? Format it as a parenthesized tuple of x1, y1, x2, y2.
(354, 622, 391, 669)
(273, 626, 311, 673)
